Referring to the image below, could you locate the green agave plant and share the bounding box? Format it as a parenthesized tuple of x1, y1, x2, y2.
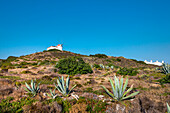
(101, 76, 139, 101)
(23, 79, 41, 97)
(47, 89, 58, 99)
(162, 63, 170, 74)
(54, 75, 76, 97)
(167, 103, 170, 113)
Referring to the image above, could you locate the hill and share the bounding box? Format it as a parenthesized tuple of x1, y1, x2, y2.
(0, 50, 169, 113)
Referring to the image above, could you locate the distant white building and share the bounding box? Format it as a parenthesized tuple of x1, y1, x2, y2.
(144, 60, 164, 66)
(47, 44, 63, 51)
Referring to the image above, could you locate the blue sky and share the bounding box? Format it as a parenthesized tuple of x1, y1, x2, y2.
(0, 0, 170, 63)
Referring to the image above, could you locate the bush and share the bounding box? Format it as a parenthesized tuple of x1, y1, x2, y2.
(116, 58, 121, 62)
(157, 74, 170, 85)
(117, 67, 138, 76)
(0, 97, 36, 113)
(93, 64, 100, 69)
(39, 60, 50, 65)
(47, 49, 61, 52)
(55, 56, 93, 75)
(131, 59, 146, 65)
(89, 54, 108, 58)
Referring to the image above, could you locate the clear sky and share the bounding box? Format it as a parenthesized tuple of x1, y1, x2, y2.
(0, 0, 170, 63)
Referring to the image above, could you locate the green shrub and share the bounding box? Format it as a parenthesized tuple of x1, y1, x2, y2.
(20, 70, 33, 74)
(6, 56, 18, 62)
(89, 54, 108, 58)
(0, 97, 36, 113)
(0, 76, 21, 80)
(38, 60, 50, 65)
(117, 67, 138, 76)
(157, 74, 170, 85)
(116, 58, 121, 62)
(47, 49, 61, 52)
(0, 62, 13, 69)
(93, 64, 101, 69)
(56, 56, 93, 75)
(131, 59, 146, 65)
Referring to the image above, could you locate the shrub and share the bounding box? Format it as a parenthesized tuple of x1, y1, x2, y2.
(39, 60, 50, 65)
(117, 67, 138, 76)
(89, 54, 108, 58)
(131, 59, 146, 65)
(47, 49, 61, 52)
(0, 62, 13, 69)
(93, 64, 101, 69)
(157, 74, 170, 85)
(0, 97, 36, 113)
(56, 56, 93, 75)
(20, 70, 33, 74)
(116, 58, 121, 62)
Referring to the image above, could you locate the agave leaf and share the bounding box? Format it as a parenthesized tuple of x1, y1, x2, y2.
(119, 77, 123, 97)
(31, 80, 34, 90)
(49, 89, 53, 96)
(167, 103, 170, 113)
(53, 89, 56, 95)
(101, 85, 114, 98)
(68, 84, 77, 95)
(122, 91, 139, 100)
(61, 76, 66, 93)
(25, 82, 33, 92)
(36, 82, 41, 91)
(56, 86, 63, 94)
(57, 79, 65, 94)
(23, 87, 31, 93)
(54, 83, 63, 94)
(66, 76, 70, 92)
(123, 77, 128, 93)
(109, 78, 116, 97)
(47, 93, 52, 98)
(114, 76, 118, 98)
(123, 84, 133, 97)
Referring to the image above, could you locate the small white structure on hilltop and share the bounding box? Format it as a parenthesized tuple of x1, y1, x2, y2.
(144, 60, 164, 66)
(47, 44, 63, 51)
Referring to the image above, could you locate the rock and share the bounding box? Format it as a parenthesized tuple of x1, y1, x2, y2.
(82, 93, 98, 100)
(94, 69, 101, 74)
(116, 104, 125, 112)
(69, 103, 87, 113)
(0, 79, 12, 85)
(0, 87, 13, 95)
(50, 74, 60, 78)
(1, 69, 8, 73)
(50, 102, 62, 113)
(74, 74, 81, 77)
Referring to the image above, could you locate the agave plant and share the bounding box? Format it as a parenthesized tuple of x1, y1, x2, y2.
(47, 89, 58, 99)
(162, 63, 170, 74)
(167, 103, 170, 113)
(54, 76, 76, 97)
(101, 76, 139, 101)
(23, 79, 41, 97)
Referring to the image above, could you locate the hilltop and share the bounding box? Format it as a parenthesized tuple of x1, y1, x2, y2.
(0, 50, 169, 113)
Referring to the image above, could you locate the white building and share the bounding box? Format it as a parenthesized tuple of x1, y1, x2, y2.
(47, 44, 63, 51)
(144, 60, 164, 66)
